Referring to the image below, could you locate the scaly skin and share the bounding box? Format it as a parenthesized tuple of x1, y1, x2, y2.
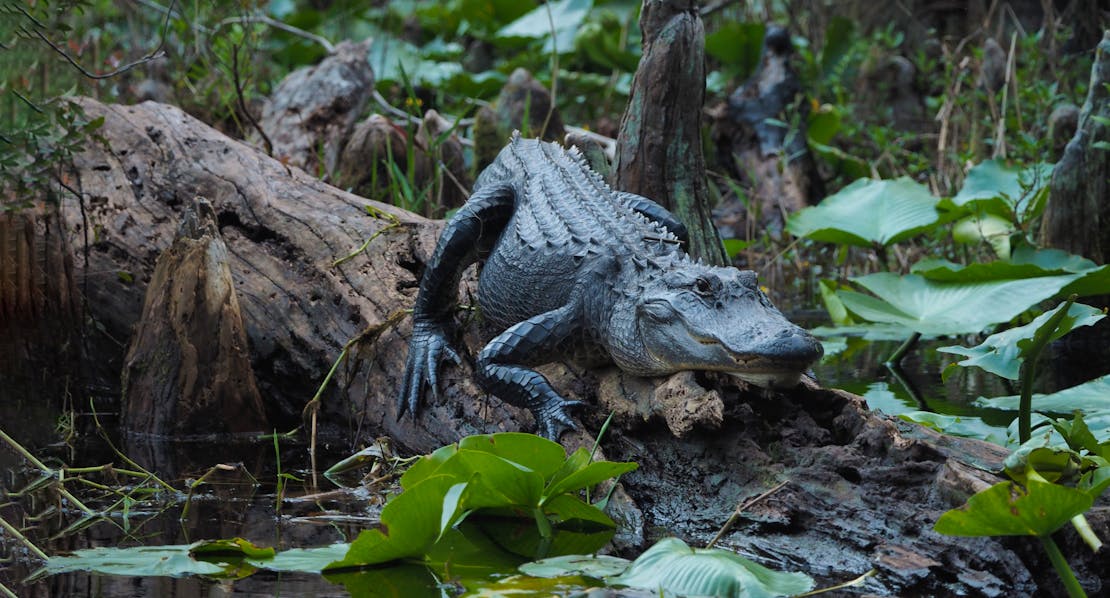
(399, 134, 822, 439)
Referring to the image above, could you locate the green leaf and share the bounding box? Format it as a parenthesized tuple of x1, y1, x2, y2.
(946, 160, 1054, 215)
(459, 432, 568, 480)
(495, 0, 593, 53)
(939, 302, 1105, 380)
(542, 460, 637, 499)
(609, 537, 814, 598)
(520, 553, 630, 579)
(975, 374, 1110, 415)
(249, 544, 350, 572)
(326, 474, 457, 569)
(542, 494, 616, 528)
(818, 279, 854, 326)
(437, 449, 546, 506)
(838, 272, 1082, 335)
(819, 16, 855, 76)
(934, 477, 1093, 537)
(810, 141, 869, 179)
(190, 538, 275, 560)
(899, 411, 1011, 445)
(705, 22, 764, 79)
(951, 212, 1013, 258)
(806, 104, 841, 145)
(786, 177, 942, 247)
(44, 545, 230, 577)
(400, 443, 459, 489)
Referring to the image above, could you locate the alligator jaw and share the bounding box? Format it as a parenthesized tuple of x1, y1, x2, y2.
(727, 370, 804, 388)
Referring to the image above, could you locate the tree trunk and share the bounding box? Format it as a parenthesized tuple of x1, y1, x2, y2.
(1042, 30, 1110, 265)
(57, 98, 1108, 596)
(614, 0, 726, 265)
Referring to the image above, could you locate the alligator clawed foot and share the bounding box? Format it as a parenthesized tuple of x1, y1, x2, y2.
(535, 398, 585, 440)
(398, 321, 460, 418)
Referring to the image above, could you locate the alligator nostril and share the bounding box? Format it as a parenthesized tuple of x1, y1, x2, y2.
(776, 332, 823, 361)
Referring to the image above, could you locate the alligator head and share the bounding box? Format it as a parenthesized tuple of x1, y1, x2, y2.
(613, 263, 822, 388)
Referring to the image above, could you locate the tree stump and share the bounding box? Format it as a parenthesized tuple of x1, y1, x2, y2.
(1042, 30, 1110, 264)
(120, 197, 267, 435)
(614, 0, 726, 265)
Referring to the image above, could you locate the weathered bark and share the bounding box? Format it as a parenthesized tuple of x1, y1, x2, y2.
(121, 198, 267, 435)
(0, 204, 82, 405)
(59, 98, 1108, 595)
(256, 39, 374, 178)
(1042, 30, 1110, 264)
(614, 0, 726, 265)
(711, 26, 824, 239)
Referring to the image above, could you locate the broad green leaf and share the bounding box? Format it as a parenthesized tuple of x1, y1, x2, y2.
(807, 104, 842, 146)
(786, 177, 942, 247)
(520, 553, 630, 579)
(368, 35, 464, 87)
(911, 247, 1110, 298)
(542, 494, 616, 528)
(1080, 466, 1110, 497)
(946, 160, 1053, 217)
(190, 538, 275, 560)
(934, 478, 1092, 537)
(839, 272, 1082, 335)
(951, 212, 1013, 258)
(459, 432, 567, 480)
(705, 22, 764, 79)
(1051, 412, 1110, 460)
(495, 0, 593, 53)
(326, 475, 457, 569)
(249, 544, 350, 572)
(810, 322, 920, 341)
(975, 374, 1110, 415)
(610, 537, 814, 598)
(424, 524, 526, 574)
(436, 449, 546, 506)
(818, 279, 854, 326)
(543, 460, 637, 499)
(939, 302, 1105, 380)
(43, 545, 230, 577)
(400, 443, 459, 488)
(899, 411, 1011, 446)
(809, 141, 869, 180)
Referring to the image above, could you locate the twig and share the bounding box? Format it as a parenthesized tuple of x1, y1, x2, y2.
(0, 515, 48, 561)
(706, 479, 789, 548)
(700, 0, 744, 17)
(795, 569, 878, 596)
(0, 428, 96, 516)
(230, 42, 273, 156)
(540, 2, 559, 140)
(18, 1, 173, 80)
(214, 14, 335, 54)
(303, 308, 411, 485)
(993, 32, 1018, 159)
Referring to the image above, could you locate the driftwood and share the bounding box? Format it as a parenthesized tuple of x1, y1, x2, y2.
(55, 98, 1108, 595)
(614, 0, 726, 265)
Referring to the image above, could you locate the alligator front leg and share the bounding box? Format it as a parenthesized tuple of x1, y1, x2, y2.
(399, 185, 516, 417)
(476, 303, 585, 440)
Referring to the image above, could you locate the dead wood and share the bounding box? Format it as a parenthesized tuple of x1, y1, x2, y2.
(256, 39, 374, 178)
(58, 97, 1108, 596)
(1042, 30, 1110, 265)
(710, 26, 824, 239)
(614, 0, 726, 265)
(120, 197, 267, 435)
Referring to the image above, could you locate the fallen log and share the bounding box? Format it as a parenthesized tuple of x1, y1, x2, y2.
(59, 98, 1106, 596)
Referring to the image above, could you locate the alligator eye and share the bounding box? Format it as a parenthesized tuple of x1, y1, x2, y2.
(694, 276, 713, 295)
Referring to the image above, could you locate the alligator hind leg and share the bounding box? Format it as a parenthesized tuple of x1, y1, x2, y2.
(476, 303, 585, 440)
(399, 185, 517, 418)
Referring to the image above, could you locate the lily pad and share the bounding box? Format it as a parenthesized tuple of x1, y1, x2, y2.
(838, 272, 1082, 335)
(609, 537, 814, 598)
(786, 177, 942, 247)
(520, 553, 630, 579)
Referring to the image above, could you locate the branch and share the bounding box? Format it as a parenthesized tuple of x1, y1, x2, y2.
(215, 14, 335, 54)
(230, 43, 273, 156)
(18, 1, 174, 80)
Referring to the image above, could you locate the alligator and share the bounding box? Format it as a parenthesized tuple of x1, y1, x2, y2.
(399, 134, 823, 439)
